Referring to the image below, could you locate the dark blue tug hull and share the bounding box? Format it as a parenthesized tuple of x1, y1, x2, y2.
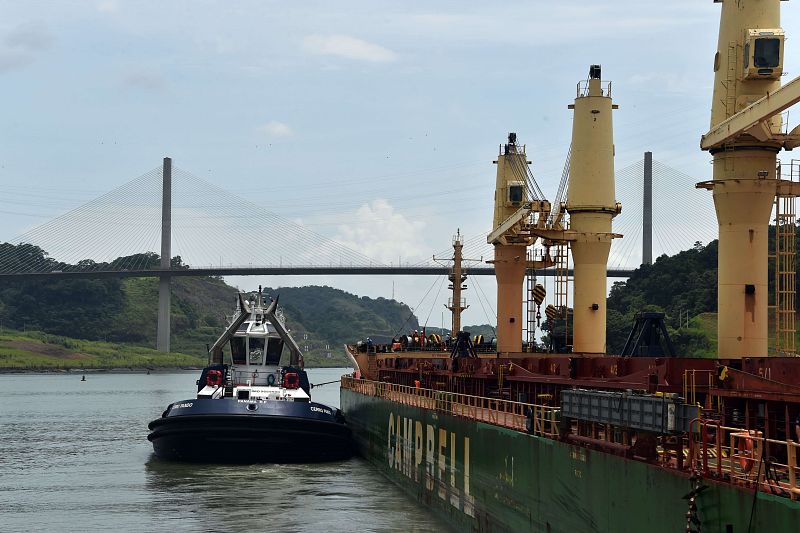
(148, 398, 352, 463)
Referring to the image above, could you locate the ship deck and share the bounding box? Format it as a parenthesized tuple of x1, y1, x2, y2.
(342, 376, 800, 503)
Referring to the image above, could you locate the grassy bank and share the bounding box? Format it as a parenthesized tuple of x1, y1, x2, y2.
(0, 328, 352, 370)
(0, 329, 206, 371)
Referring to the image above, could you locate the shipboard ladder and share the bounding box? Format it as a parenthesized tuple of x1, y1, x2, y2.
(773, 160, 799, 356)
(722, 41, 739, 178)
(554, 242, 570, 346)
(525, 249, 536, 350)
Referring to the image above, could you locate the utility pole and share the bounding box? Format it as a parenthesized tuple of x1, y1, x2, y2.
(157, 157, 172, 352)
(643, 151, 653, 265)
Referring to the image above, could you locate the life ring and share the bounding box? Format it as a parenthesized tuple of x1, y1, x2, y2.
(206, 369, 222, 387)
(283, 372, 300, 389)
(735, 433, 755, 472)
(267, 374, 276, 386)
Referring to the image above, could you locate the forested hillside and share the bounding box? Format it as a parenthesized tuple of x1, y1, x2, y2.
(604, 232, 800, 356)
(606, 241, 718, 356)
(262, 286, 419, 363)
(0, 244, 420, 367)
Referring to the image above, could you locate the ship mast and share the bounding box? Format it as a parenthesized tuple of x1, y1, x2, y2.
(435, 230, 479, 335)
(446, 231, 468, 335)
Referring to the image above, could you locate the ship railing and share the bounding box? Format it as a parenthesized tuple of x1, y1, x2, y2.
(341, 376, 560, 438)
(682, 369, 714, 407)
(576, 79, 612, 97)
(688, 419, 800, 501)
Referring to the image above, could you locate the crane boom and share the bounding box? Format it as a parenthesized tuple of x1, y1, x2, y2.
(701, 74, 800, 150)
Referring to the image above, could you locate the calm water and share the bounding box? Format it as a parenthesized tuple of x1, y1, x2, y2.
(0, 369, 451, 532)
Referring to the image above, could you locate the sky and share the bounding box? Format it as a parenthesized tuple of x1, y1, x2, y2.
(1, 0, 799, 329)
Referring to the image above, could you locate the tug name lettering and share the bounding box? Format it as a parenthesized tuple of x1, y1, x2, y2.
(387, 412, 474, 517)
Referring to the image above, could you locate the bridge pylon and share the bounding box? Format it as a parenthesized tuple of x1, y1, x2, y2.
(157, 157, 171, 352)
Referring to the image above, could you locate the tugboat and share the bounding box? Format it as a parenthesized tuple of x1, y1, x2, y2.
(148, 288, 352, 463)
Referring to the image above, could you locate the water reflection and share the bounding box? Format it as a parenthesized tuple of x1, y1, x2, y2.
(144, 454, 451, 532)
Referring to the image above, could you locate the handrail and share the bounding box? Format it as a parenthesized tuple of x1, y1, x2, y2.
(341, 376, 560, 438)
(576, 79, 612, 98)
(682, 369, 714, 406)
(688, 419, 800, 501)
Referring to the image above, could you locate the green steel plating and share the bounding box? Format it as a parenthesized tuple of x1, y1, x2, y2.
(387, 409, 476, 517)
(342, 380, 800, 533)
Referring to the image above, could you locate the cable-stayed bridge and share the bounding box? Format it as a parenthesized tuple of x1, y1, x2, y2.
(0, 154, 718, 350)
(1, 155, 715, 278)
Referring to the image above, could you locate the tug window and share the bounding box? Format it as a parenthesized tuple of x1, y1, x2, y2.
(248, 338, 265, 365)
(266, 338, 284, 365)
(754, 38, 780, 68)
(230, 337, 246, 364)
(509, 184, 523, 204)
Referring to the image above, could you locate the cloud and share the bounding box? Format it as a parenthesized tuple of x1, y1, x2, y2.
(303, 34, 396, 63)
(121, 70, 166, 91)
(0, 54, 31, 72)
(5, 24, 53, 51)
(334, 199, 426, 264)
(96, 1, 120, 13)
(0, 23, 53, 73)
(257, 120, 294, 139)
(404, 4, 705, 47)
(627, 72, 704, 95)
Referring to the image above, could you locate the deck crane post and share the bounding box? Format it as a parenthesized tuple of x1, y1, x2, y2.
(487, 134, 552, 353)
(699, 0, 800, 358)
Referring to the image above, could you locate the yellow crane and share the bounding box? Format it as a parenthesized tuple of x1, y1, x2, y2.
(488, 66, 622, 355)
(698, 0, 800, 358)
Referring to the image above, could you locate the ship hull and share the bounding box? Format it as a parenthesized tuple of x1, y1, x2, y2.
(341, 386, 800, 532)
(148, 398, 352, 463)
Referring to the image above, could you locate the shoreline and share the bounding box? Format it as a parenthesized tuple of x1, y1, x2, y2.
(0, 365, 355, 375)
(0, 367, 203, 375)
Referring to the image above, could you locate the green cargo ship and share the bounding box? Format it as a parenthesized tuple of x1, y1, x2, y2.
(341, 378, 800, 532)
